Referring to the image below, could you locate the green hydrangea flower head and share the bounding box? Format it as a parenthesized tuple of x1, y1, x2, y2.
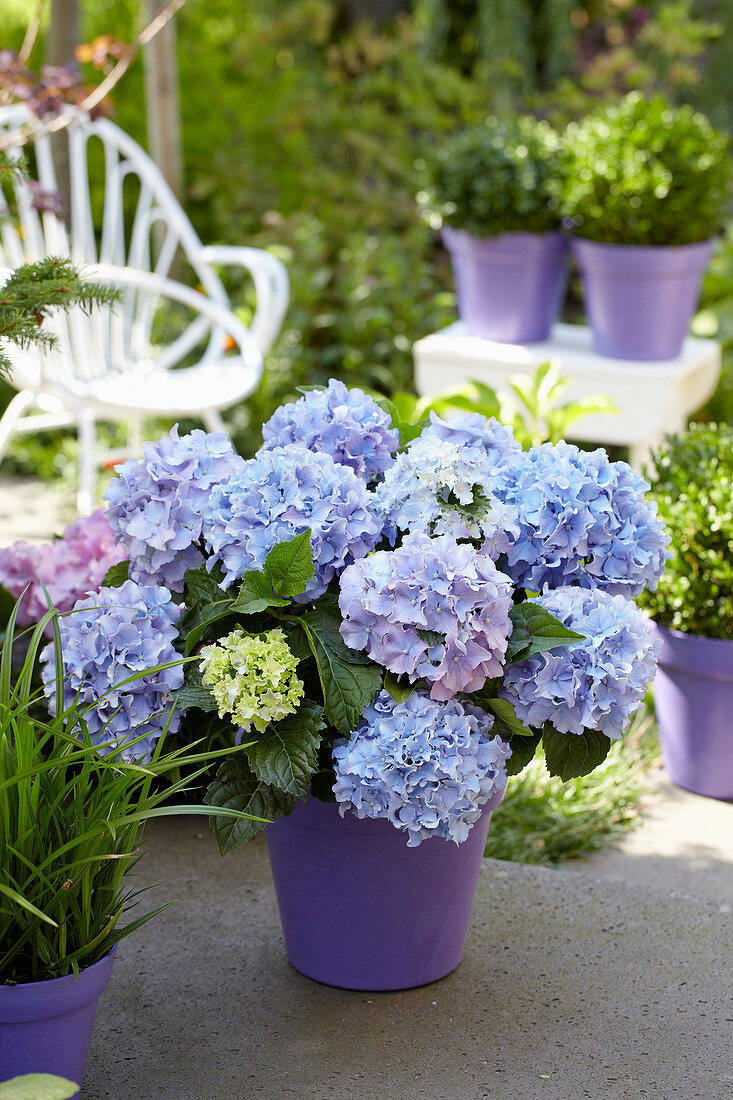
(199, 627, 304, 732)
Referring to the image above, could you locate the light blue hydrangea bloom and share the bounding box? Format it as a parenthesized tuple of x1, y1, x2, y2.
(339, 531, 514, 699)
(104, 426, 243, 590)
(40, 580, 184, 762)
(499, 586, 661, 739)
(332, 690, 511, 846)
(203, 443, 382, 598)
(374, 430, 519, 554)
(422, 410, 522, 471)
(488, 442, 669, 596)
(260, 378, 399, 482)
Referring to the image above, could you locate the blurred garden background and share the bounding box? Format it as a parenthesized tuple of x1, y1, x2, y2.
(1, 0, 732, 867)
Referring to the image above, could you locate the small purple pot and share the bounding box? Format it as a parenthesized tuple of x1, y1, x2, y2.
(0, 952, 114, 1095)
(571, 237, 714, 361)
(265, 785, 505, 991)
(651, 622, 733, 801)
(442, 226, 569, 343)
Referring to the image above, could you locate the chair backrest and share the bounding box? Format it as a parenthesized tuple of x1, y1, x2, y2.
(0, 103, 226, 302)
(0, 105, 234, 393)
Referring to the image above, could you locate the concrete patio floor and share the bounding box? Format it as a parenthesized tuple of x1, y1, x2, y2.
(84, 818, 732, 1100)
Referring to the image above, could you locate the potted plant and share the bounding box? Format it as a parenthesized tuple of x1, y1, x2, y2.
(420, 116, 569, 343)
(563, 93, 730, 361)
(641, 423, 733, 800)
(92, 379, 668, 991)
(0, 592, 254, 1092)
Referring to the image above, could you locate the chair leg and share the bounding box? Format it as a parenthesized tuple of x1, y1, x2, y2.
(202, 409, 228, 436)
(76, 409, 97, 515)
(0, 390, 37, 463)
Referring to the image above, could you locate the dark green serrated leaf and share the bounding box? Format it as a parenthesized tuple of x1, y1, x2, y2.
(416, 628, 445, 648)
(206, 757, 295, 852)
(174, 663, 218, 713)
(245, 700, 325, 798)
(231, 569, 289, 615)
(505, 732, 542, 775)
(262, 531, 314, 598)
(101, 560, 129, 588)
(508, 602, 585, 662)
(184, 599, 234, 653)
(183, 563, 222, 606)
(383, 671, 414, 704)
(298, 607, 382, 735)
(282, 623, 312, 662)
(505, 616, 531, 661)
(396, 418, 427, 446)
(542, 724, 611, 781)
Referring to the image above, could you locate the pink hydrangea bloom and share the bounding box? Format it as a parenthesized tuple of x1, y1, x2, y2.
(0, 508, 126, 626)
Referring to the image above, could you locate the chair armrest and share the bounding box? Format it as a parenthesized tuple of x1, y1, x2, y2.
(198, 245, 289, 356)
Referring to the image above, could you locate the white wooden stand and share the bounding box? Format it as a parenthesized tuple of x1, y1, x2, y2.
(413, 322, 721, 470)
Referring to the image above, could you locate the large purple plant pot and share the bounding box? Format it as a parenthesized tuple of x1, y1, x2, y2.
(442, 226, 569, 343)
(571, 237, 714, 361)
(265, 785, 506, 991)
(0, 952, 114, 1096)
(651, 622, 733, 801)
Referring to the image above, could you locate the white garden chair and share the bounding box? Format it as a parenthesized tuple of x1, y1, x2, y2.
(0, 104, 289, 512)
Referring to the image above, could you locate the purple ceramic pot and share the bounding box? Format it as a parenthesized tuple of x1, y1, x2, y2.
(571, 237, 714, 361)
(442, 226, 569, 343)
(0, 952, 114, 1095)
(265, 785, 505, 991)
(651, 622, 733, 801)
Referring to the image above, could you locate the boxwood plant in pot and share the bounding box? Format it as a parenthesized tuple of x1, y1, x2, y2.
(0, 596, 254, 1093)
(563, 93, 730, 361)
(88, 380, 669, 991)
(641, 423, 733, 800)
(420, 116, 568, 343)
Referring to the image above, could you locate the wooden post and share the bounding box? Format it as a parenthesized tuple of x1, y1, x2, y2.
(45, 0, 80, 215)
(142, 0, 184, 203)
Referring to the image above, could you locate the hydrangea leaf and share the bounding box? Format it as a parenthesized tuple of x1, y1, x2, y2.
(183, 600, 235, 654)
(507, 603, 584, 662)
(383, 671, 415, 704)
(246, 700, 325, 798)
(231, 570, 290, 615)
(261, 530, 315, 598)
(206, 756, 296, 852)
(0, 1075, 80, 1100)
(504, 731, 541, 775)
(184, 563, 223, 606)
(101, 560, 129, 588)
(174, 663, 218, 713)
(298, 607, 382, 735)
(483, 696, 535, 737)
(542, 725, 611, 781)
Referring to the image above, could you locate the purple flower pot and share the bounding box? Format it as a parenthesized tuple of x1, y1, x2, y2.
(0, 952, 114, 1096)
(265, 785, 505, 991)
(651, 623, 733, 801)
(571, 237, 714, 361)
(441, 227, 569, 343)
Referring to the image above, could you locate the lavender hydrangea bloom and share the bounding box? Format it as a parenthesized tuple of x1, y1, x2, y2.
(422, 410, 522, 471)
(104, 426, 244, 590)
(500, 586, 660, 739)
(203, 444, 382, 598)
(489, 442, 669, 595)
(332, 690, 510, 846)
(40, 581, 184, 762)
(260, 379, 398, 482)
(339, 532, 514, 700)
(374, 431, 519, 554)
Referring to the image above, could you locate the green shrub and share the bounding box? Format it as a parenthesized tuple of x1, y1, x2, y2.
(640, 422, 733, 638)
(419, 115, 565, 238)
(563, 92, 730, 246)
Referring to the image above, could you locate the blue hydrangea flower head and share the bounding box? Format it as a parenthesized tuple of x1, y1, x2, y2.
(260, 378, 399, 482)
(499, 586, 661, 739)
(339, 532, 514, 699)
(104, 425, 244, 590)
(203, 443, 382, 598)
(40, 580, 184, 762)
(490, 442, 669, 595)
(332, 689, 510, 846)
(374, 431, 519, 553)
(422, 410, 522, 471)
